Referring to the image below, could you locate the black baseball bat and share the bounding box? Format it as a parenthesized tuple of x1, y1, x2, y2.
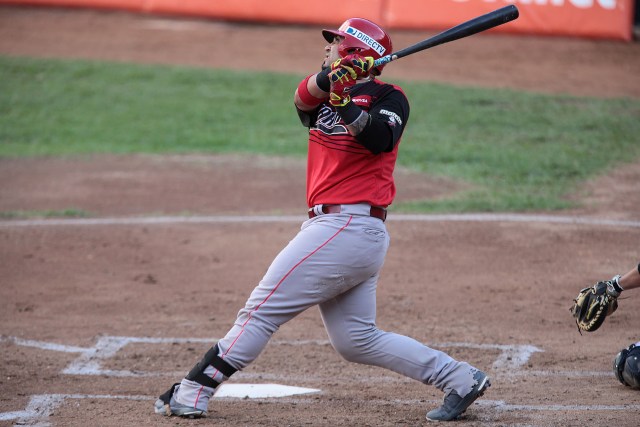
(374, 5, 519, 68)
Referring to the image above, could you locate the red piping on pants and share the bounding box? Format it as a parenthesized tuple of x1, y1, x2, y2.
(193, 216, 353, 407)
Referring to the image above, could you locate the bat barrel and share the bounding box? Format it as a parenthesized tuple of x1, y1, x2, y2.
(373, 5, 519, 68)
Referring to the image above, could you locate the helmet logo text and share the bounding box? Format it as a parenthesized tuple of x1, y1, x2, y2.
(344, 26, 387, 56)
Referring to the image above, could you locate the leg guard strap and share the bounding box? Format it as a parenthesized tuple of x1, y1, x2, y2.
(186, 344, 237, 389)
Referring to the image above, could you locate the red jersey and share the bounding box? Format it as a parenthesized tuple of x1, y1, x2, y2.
(303, 79, 410, 208)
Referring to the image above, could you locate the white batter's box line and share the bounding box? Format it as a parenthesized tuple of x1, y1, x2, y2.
(353, 398, 640, 412)
(0, 335, 328, 377)
(0, 394, 151, 425)
(432, 342, 544, 370)
(511, 370, 615, 378)
(0, 335, 89, 353)
(0, 335, 212, 377)
(0, 387, 321, 425)
(478, 399, 640, 412)
(1, 213, 639, 228)
(2, 335, 544, 377)
(3, 393, 637, 426)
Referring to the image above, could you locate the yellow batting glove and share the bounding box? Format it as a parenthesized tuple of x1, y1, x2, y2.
(329, 92, 351, 107)
(328, 67, 357, 107)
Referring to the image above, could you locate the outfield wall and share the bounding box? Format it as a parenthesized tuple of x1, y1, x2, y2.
(0, 0, 634, 41)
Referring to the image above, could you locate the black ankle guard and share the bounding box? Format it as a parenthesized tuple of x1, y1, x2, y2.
(158, 383, 180, 404)
(185, 344, 237, 389)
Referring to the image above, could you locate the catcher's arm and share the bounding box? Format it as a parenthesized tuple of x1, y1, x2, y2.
(618, 263, 640, 291)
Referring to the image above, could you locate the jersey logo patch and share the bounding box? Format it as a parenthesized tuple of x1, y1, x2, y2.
(313, 105, 348, 135)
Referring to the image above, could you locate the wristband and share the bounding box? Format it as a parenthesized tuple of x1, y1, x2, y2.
(297, 75, 326, 107)
(336, 102, 362, 125)
(315, 68, 331, 92)
(612, 275, 624, 293)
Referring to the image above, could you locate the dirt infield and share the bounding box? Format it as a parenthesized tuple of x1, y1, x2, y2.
(1, 6, 640, 426)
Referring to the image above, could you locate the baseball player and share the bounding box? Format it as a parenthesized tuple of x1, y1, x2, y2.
(611, 264, 640, 390)
(154, 18, 490, 422)
(571, 262, 640, 390)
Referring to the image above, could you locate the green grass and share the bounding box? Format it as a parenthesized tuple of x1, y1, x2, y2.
(0, 209, 90, 219)
(2, 56, 639, 212)
(0, 56, 300, 156)
(396, 83, 640, 211)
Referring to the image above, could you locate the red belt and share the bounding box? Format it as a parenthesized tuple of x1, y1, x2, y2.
(308, 205, 387, 222)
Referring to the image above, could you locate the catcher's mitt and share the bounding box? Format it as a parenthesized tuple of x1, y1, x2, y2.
(570, 279, 620, 333)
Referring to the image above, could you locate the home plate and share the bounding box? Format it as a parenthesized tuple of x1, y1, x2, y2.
(214, 384, 320, 399)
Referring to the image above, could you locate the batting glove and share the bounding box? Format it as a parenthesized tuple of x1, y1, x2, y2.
(328, 66, 357, 107)
(337, 54, 375, 78)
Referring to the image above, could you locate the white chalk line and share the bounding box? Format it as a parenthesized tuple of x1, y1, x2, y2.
(0, 336, 631, 424)
(1, 213, 639, 228)
(1, 335, 630, 425)
(436, 342, 544, 371)
(2, 394, 637, 425)
(480, 400, 640, 412)
(349, 398, 640, 412)
(0, 394, 150, 423)
(8, 335, 603, 382)
(1, 335, 543, 377)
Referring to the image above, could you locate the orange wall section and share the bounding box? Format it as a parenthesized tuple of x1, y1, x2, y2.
(0, 0, 633, 40)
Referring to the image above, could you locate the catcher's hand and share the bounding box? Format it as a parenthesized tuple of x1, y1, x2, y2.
(570, 276, 622, 333)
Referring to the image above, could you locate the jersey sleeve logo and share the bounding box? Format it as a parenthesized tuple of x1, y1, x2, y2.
(379, 109, 402, 127)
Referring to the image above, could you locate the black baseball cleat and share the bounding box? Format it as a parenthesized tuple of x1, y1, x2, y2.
(153, 383, 207, 418)
(426, 370, 490, 422)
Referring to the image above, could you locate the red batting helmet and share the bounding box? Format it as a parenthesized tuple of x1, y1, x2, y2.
(322, 18, 392, 75)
